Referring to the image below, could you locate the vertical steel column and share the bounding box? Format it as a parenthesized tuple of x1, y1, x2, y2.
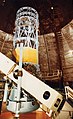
(15, 43, 23, 117)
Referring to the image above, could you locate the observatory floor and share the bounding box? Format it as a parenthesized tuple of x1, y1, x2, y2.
(0, 101, 73, 119)
(0, 102, 51, 119)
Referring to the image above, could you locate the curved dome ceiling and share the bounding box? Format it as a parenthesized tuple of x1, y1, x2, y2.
(0, 0, 73, 35)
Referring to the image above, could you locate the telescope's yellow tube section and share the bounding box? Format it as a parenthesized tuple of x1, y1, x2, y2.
(13, 47, 38, 64)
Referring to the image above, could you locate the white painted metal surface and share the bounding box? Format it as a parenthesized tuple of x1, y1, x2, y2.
(0, 52, 64, 116)
(13, 7, 39, 65)
(65, 86, 73, 100)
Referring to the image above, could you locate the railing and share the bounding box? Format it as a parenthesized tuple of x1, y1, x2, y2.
(41, 70, 62, 80)
(65, 86, 73, 100)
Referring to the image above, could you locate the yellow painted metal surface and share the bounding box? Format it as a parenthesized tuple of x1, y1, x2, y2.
(13, 47, 38, 64)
